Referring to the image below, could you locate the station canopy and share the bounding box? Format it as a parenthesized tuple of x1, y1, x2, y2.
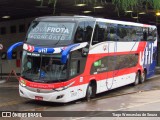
(0, 0, 159, 25)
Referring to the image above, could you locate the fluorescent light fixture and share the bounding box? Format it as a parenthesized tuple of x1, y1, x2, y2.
(94, 6, 104, 9)
(2, 16, 10, 19)
(139, 12, 146, 14)
(132, 16, 138, 19)
(35, 0, 41, 1)
(156, 12, 160, 16)
(83, 11, 92, 13)
(75, 3, 86, 7)
(125, 10, 133, 13)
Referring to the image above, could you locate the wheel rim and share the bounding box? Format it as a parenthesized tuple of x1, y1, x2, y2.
(141, 73, 145, 82)
(135, 76, 139, 84)
(135, 73, 139, 85)
(141, 72, 146, 82)
(88, 86, 92, 97)
(86, 85, 92, 100)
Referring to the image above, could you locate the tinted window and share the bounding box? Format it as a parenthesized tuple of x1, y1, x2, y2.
(106, 23, 118, 41)
(69, 50, 87, 78)
(70, 60, 80, 77)
(74, 21, 94, 43)
(92, 22, 108, 45)
(91, 22, 156, 43)
(90, 54, 138, 74)
(143, 27, 148, 41)
(117, 25, 143, 41)
(148, 27, 157, 41)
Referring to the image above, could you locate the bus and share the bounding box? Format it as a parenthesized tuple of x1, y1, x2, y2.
(7, 16, 157, 103)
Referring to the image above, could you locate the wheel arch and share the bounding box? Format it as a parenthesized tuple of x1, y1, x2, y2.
(89, 79, 97, 94)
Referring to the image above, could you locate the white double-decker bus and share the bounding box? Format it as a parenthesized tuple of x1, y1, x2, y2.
(8, 16, 157, 103)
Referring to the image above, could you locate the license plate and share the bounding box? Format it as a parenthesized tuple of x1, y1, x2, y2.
(35, 96, 43, 100)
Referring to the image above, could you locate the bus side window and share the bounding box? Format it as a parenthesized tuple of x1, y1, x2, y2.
(136, 27, 143, 41)
(75, 28, 83, 42)
(148, 28, 157, 41)
(106, 24, 117, 41)
(92, 22, 107, 45)
(143, 31, 148, 41)
(117, 25, 127, 41)
(142, 27, 148, 41)
(70, 60, 80, 77)
(75, 21, 94, 43)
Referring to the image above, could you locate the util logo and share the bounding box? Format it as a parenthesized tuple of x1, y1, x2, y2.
(140, 43, 153, 66)
(38, 48, 48, 53)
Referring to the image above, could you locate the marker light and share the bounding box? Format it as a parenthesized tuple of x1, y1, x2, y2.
(83, 11, 92, 13)
(156, 12, 160, 16)
(125, 10, 133, 13)
(2, 16, 10, 19)
(75, 4, 86, 7)
(94, 6, 104, 9)
(139, 12, 146, 14)
(133, 16, 138, 19)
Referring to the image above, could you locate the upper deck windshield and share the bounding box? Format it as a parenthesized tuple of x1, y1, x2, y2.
(26, 21, 75, 46)
(26, 20, 95, 46)
(21, 51, 68, 83)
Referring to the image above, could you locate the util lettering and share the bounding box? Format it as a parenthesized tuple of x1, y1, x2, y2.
(38, 48, 47, 53)
(140, 43, 153, 65)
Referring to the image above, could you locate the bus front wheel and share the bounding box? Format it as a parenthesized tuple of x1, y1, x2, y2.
(85, 83, 95, 101)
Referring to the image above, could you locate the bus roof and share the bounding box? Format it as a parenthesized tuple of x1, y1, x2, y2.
(96, 18, 156, 28)
(35, 15, 96, 22)
(35, 16, 156, 28)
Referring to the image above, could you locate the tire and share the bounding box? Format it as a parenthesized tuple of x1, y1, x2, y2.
(133, 72, 140, 86)
(140, 70, 146, 84)
(85, 83, 95, 101)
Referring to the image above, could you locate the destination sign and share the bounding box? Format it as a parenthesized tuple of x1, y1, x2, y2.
(27, 22, 75, 41)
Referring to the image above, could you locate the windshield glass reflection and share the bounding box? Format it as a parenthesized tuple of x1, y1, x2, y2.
(21, 51, 68, 83)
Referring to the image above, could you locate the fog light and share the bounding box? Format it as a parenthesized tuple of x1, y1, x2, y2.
(20, 90, 24, 95)
(56, 95, 64, 99)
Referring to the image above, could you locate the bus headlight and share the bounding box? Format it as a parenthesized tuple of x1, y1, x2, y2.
(19, 80, 26, 87)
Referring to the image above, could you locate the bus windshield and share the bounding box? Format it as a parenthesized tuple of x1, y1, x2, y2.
(26, 21, 75, 45)
(21, 51, 68, 83)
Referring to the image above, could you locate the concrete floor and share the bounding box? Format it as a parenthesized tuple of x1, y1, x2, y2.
(1, 74, 160, 120)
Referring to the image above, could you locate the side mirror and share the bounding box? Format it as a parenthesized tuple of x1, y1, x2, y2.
(82, 48, 89, 57)
(7, 42, 23, 60)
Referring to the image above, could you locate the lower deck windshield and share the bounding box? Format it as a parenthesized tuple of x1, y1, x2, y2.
(21, 51, 68, 83)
